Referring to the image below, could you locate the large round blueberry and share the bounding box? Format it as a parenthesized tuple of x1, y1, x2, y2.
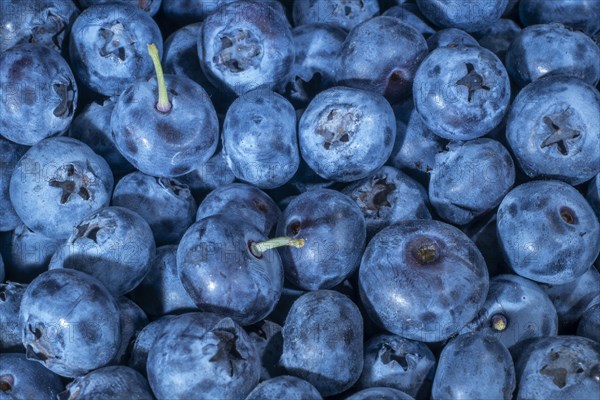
(413, 45, 511, 140)
(0, 282, 27, 352)
(292, 0, 379, 31)
(280, 290, 364, 397)
(58, 365, 153, 399)
(9, 137, 113, 240)
(497, 180, 600, 284)
(519, 0, 600, 37)
(505, 75, 600, 185)
(299, 86, 396, 182)
(416, 0, 509, 32)
(0, 353, 64, 399)
(0, 137, 27, 232)
(245, 375, 322, 400)
(19, 268, 121, 377)
(0, 44, 77, 145)
(359, 219, 489, 342)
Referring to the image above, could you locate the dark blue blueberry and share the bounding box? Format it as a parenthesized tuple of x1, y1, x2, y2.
(506, 76, 600, 185)
(69, 3, 163, 96)
(58, 365, 154, 399)
(496, 180, 600, 284)
(9, 137, 113, 240)
(299, 86, 396, 182)
(346, 387, 415, 400)
(78, 0, 161, 15)
(0, 282, 26, 352)
(588, 173, 600, 218)
(359, 220, 489, 342)
(0, 44, 77, 145)
(426, 28, 479, 51)
(338, 17, 429, 103)
(413, 45, 511, 140)
(280, 290, 364, 397)
(222, 88, 300, 189)
(292, 0, 380, 31)
(416, 0, 509, 32)
(432, 331, 516, 400)
(128, 315, 177, 374)
(19, 268, 121, 377)
(358, 334, 436, 398)
(429, 138, 515, 226)
(177, 149, 236, 198)
(245, 375, 322, 400)
(0, 353, 64, 399)
(519, 0, 600, 37)
(288, 159, 337, 194)
(0, 137, 27, 232)
(383, 5, 436, 38)
(475, 18, 521, 60)
(111, 297, 148, 365)
(49, 206, 156, 296)
(147, 313, 260, 400)
(577, 302, 600, 343)
(246, 320, 283, 381)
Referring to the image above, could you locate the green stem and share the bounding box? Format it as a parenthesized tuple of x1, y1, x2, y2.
(147, 43, 171, 113)
(250, 237, 305, 258)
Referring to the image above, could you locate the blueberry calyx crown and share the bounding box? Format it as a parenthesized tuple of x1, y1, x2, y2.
(456, 63, 490, 102)
(48, 163, 94, 204)
(99, 22, 134, 62)
(317, 106, 361, 150)
(540, 108, 581, 156)
(214, 29, 263, 73)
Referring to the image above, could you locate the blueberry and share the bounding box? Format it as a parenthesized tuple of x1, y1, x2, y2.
(69, 3, 163, 96)
(19, 268, 121, 377)
(0, 44, 77, 145)
(245, 320, 284, 380)
(416, 0, 509, 33)
(475, 18, 521, 60)
(0, 282, 27, 352)
(413, 45, 511, 141)
(359, 220, 489, 342)
(9, 137, 114, 240)
(382, 5, 436, 38)
(280, 290, 364, 397)
(245, 375, 322, 400)
(426, 28, 479, 51)
(338, 17, 429, 103)
(577, 302, 600, 343)
(519, 0, 600, 37)
(429, 138, 515, 226)
(0, 137, 27, 232)
(178, 149, 236, 197)
(0, 353, 64, 399)
(49, 206, 156, 296)
(58, 365, 154, 399)
(292, 0, 380, 31)
(432, 331, 516, 400)
(588, 173, 600, 218)
(288, 159, 338, 194)
(128, 315, 177, 374)
(147, 312, 260, 400)
(346, 387, 416, 400)
(299, 86, 396, 182)
(78, 0, 161, 16)
(497, 180, 600, 284)
(111, 297, 148, 365)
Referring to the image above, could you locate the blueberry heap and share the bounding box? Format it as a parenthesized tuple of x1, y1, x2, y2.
(1, 1, 599, 399)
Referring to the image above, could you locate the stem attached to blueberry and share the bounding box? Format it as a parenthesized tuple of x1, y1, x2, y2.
(250, 237, 305, 258)
(147, 43, 171, 113)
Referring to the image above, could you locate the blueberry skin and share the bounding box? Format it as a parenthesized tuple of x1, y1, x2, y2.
(111, 297, 149, 366)
(69, 3, 163, 96)
(506, 76, 600, 185)
(129, 245, 197, 318)
(460, 274, 558, 350)
(519, 0, 600, 37)
(475, 18, 521, 60)
(346, 387, 416, 400)
(292, 0, 380, 31)
(413, 45, 511, 141)
(429, 139, 515, 226)
(432, 331, 516, 400)
(19, 268, 121, 378)
(343, 166, 431, 238)
(0, 353, 64, 400)
(299, 86, 396, 182)
(337, 17, 429, 104)
(195, 183, 281, 236)
(147, 313, 260, 400)
(514, 336, 600, 399)
(245, 375, 322, 400)
(0, 137, 27, 232)
(178, 149, 236, 197)
(222, 89, 300, 189)
(383, 5, 436, 38)
(577, 303, 600, 342)
(0, 44, 77, 145)
(58, 365, 153, 399)
(588, 174, 600, 218)
(112, 172, 197, 245)
(78, 0, 161, 15)
(416, 0, 509, 33)
(9, 137, 114, 240)
(200, 1, 294, 96)
(246, 320, 284, 380)
(276, 189, 366, 290)
(359, 220, 489, 342)
(280, 290, 364, 397)
(163, 22, 206, 84)
(505, 23, 600, 88)
(497, 180, 600, 284)
(358, 334, 436, 398)
(111, 74, 219, 178)
(426, 28, 479, 51)
(49, 206, 156, 296)
(0, 282, 27, 352)
(128, 315, 177, 374)
(177, 214, 284, 326)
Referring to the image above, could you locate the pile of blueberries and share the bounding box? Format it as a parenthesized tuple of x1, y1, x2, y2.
(1, 0, 600, 399)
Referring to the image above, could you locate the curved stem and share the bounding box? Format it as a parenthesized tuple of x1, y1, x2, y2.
(147, 43, 171, 113)
(250, 237, 305, 258)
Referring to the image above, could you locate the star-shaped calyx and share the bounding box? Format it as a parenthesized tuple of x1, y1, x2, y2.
(456, 63, 490, 102)
(208, 329, 246, 377)
(540, 108, 581, 156)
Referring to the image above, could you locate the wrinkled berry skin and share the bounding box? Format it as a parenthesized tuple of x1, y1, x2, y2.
(347, 387, 415, 400)
(0, 44, 77, 145)
(426, 28, 479, 51)
(0, 137, 27, 232)
(200, 1, 294, 96)
(588, 174, 600, 218)
(280, 290, 364, 397)
(58, 365, 153, 399)
(293, 0, 380, 31)
(413, 45, 511, 141)
(519, 0, 600, 37)
(19, 269, 121, 378)
(514, 336, 600, 399)
(460, 274, 558, 350)
(432, 331, 516, 400)
(147, 313, 260, 400)
(429, 139, 515, 226)
(359, 220, 489, 342)
(69, 3, 163, 96)
(78, 0, 161, 16)
(0, 282, 27, 352)
(358, 334, 435, 397)
(416, 0, 509, 33)
(245, 375, 322, 400)
(222, 89, 299, 189)
(128, 315, 177, 374)
(9, 137, 113, 240)
(277, 189, 366, 290)
(505, 75, 600, 185)
(505, 23, 600, 88)
(299, 86, 396, 182)
(0, 353, 64, 399)
(338, 17, 428, 104)
(497, 180, 600, 284)
(578, 303, 600, 343)
(49, 206, 156, 296)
